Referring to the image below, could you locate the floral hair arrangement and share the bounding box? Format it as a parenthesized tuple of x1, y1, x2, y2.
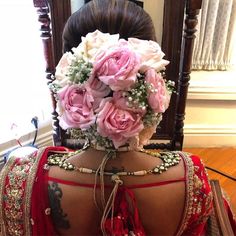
(51, 30, 174, 151)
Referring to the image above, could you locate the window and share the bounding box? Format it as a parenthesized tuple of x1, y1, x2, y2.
(0, 0, 51, 144)
(189, 0, 236, 100)
(192, 0, 236, 71)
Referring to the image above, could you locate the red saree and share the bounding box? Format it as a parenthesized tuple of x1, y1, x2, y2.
(0, 146, 235, 235)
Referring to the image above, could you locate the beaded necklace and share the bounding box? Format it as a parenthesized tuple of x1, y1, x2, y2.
(46, 148, 181, 234)
(46, 149, 181, 176)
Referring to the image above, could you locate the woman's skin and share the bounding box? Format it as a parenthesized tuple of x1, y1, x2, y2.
(48, 148, 185, 235)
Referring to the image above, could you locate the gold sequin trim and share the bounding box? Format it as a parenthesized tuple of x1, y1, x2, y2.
(176, 152, 214, 235)
(4, 158, 33, 235)
(176, 152, 195, 236)
(0, 156, 17, 236)
(24, 148, 46, 235)
(0, 147, 44, 236)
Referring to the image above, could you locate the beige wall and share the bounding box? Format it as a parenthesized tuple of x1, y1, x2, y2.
(71, 0, 83, 13)
(184, 71, 236, 147)
(143, 0, 164, 44)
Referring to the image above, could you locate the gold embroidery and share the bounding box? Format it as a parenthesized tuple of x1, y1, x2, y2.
(195, 165, 213, 224)
(176, 152, 214, 235)
(194, 174, 203, 189)
(24, 148, 45, 235)
(176, 152, 195, 236)
(4, 159, 33, 236)
(189, 157, 213, 227)
(194, 192, 213, 225)
(0, 156, 17, 236)
(5, 222, 23, 236)
(192, 174, 204, 215)
(0, 148, 43, 236)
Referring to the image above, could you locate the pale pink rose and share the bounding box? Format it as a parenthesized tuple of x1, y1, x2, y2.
(145, 69, 171, 113)
(85, 75, 111, 109)
(93, 42, 141, 91)
(73, 30, 119, 61)
(55, 52, 73, 86)
(113, 91, 146, 116)
(57, 84, 95, 130)
(97, 98, 144, 148)
(85, 75, 111, 98)
(128, 38, 169, 72)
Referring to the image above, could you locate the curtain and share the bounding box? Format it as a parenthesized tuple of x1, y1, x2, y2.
(192, 0, 236, 70)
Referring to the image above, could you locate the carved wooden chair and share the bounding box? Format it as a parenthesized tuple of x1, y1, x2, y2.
(33, 0, 203, 151)
(0, 1, 232, 234)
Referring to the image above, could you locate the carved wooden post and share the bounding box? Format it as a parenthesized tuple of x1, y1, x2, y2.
(174, 0, 202, 150)
(47, 0, 71, 65)
(33, 0, 61, 146)
(145, 0, 185, 150)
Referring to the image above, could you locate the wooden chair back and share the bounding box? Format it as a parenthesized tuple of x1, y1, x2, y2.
(32, 0, 202, 151)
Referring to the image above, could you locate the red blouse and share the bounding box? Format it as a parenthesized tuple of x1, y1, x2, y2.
(0, 146, 235, 236)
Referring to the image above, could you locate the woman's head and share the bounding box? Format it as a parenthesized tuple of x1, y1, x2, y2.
(62, 0, 156, 52)
(54, 29, 172, 150)
(54, 0, 172, 150)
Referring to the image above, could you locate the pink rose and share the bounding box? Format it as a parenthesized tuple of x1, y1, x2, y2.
(145, 69, 171, 113)
(57, 85, 95, 130)
(85, 75, 111, 101)
(97, 98, 144, 148)
(93, 42, 141, 91)
(85, 75, 111, 109)
(113, 91, 146, 116)
(128, 38, 169, 72)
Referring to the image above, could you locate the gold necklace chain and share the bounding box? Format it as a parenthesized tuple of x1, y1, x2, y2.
(46, 149, 181, 176)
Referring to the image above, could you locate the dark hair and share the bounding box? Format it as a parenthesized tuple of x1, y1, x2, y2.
(62, 0, 156, 52)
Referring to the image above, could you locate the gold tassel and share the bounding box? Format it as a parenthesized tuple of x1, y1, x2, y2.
(100, 174, 123, 235)
(93, 151, 123, 235)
